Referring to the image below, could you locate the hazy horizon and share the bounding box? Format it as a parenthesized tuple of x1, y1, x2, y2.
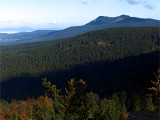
(0, 0, 160, 31)
(0, 14, 160, 34)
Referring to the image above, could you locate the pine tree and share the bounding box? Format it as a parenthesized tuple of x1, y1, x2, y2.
(100, 98, 120, 120)
(86, 91, 100, 119)
(42, 78, 89, 120)
(144, 95, 154, 111)
(133, 99, 141, 112)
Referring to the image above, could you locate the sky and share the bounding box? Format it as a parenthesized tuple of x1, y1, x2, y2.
(0, 0, 159, 29)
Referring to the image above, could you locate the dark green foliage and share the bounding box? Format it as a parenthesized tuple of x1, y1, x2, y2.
(144, 95, 154, 111)
(0, 27, 159, 101)
(86, 92, 100, 119)
(111, 93, 121, 115)
(1, 27, 159, 80)
(131, 94, 142, 112)
(42, 78, 89, 120)
(100, 98, 121, 120)
(119, 91, 128, 116)
(133, 99, 141, 112)
(42, 78, 128, 120)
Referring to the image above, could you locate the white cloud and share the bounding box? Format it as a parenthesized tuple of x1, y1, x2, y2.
(125, 0, 156, 9)
(81, 0, 88, 5)
(128, 0, 140, 4)
(52, 21, 57, 24)
(145, 3, 155, 9)
(7, 21, 14, 23)
(0, 20, 14, 24)
(22, 20, 28, 24)
(0, 21, 5, 23)
(80, 0, 98, 5)
(49, 21, 57, 24)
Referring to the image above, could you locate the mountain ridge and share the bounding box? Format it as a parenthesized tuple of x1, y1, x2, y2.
(86, 15, 160, 25)
(1, 15, 160, 45)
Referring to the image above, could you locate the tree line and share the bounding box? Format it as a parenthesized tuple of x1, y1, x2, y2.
(0, 71, 159, 120)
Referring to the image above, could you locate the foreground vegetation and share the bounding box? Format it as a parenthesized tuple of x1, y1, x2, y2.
(0, 69, 159, 120)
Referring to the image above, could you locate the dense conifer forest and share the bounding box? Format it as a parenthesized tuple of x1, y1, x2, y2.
(0, 27, 159, 119)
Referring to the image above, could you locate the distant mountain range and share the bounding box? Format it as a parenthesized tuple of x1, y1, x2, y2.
(0, 27, 35, 33)
(0, 27, 62, 33)
(0, 15, 160, 45)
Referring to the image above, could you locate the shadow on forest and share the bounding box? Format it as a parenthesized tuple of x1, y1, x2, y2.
(1, 51, 159, 101)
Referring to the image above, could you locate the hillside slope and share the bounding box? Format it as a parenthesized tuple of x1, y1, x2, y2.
(0, 27, 159, 100)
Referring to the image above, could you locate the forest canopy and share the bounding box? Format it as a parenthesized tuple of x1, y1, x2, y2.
(0, 27, 159, 100)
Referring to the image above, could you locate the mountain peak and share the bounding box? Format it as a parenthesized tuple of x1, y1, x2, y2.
(96, 16, 106, 19)
(114, 15, 130, 22)
(86, 15, 132, 25)
(96, 15, 130, 19)
(118, 14, 130, 18)
(86, 15, 160, 26)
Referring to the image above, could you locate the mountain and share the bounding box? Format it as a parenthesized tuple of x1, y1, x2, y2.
(1, 27, 159, 100)
(0, 27, 62, 33)
(85, 15, 160, 26)
(0, 30, 60, 44)
(86, 15, 131, 25)
(0, 27, 35, 33)
(1, 15, 160, 45)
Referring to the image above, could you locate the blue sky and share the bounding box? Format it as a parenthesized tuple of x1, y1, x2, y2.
(0, 0, 159, 29)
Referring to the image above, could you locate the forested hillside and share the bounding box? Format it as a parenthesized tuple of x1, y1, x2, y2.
(0, 27, 159, 100)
